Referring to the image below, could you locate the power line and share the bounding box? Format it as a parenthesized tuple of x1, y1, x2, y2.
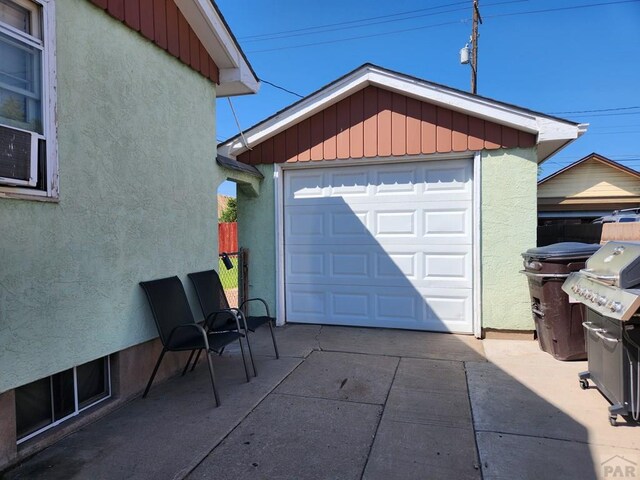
(242, 0, 525, 44)
(247, 19, 466, 54)
(588, 131, 640, 135)
(550, 106, 640, 114)
(484, 0, 639, 20)
(247, 0, 639, 54)
(239, 1, 470, 41)
(568, 111, 640, 118)
(260, 79, 304, 98)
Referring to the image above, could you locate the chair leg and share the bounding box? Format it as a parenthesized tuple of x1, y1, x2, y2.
(268, 321, 280, 359)
(238, 337, 251, 383)
(190, 349, 203, 372)
(182, 350, 197, 376)
(244, 328, 258, 376)
(143, 349, 166, 398)
(205, 350, 220, 407)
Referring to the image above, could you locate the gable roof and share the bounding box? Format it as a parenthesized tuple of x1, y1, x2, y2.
(538, 153, 640, 185)
(91, 0, 258, 96)
(219, 64, 586, 162)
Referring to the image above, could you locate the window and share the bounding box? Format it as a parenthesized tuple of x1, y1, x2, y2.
(15, 357, 111, 443)
(0, 0, 56, 197)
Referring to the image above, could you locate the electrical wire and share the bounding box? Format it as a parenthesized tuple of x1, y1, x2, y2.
(239, 1, 470, 41)
(550, 106, 640, 114)
(246, 0, 639, 54)
(226, 98, 251, 150)
(260, 79, 304, 98)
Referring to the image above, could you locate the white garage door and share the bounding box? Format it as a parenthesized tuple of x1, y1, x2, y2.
(283, 159, 473, 333)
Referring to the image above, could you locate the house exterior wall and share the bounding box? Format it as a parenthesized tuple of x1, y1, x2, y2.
(481, 147, 537, 331)
(538, 158, 640, 199)
(238, 148, 537, 332)
(0, 0, 221, 394)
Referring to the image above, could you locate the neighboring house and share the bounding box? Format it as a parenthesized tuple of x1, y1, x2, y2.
(219, 64, 586, 337)
(538, 153, 640, 225)
(0, 0, 257, 469)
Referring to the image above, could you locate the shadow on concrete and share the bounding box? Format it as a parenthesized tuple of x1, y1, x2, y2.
(2, 164, 609, 480)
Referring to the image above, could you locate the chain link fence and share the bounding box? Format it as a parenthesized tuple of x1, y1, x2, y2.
(218, 250, 245, 308)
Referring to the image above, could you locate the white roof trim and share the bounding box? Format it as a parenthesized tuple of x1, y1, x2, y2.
(218, 65, 585, 161)
(175, 0, 259, 96)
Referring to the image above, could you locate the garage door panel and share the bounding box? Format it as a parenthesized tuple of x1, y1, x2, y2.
(374, 167, 419, 196)
(287, 244, 471, 289)
(286, 284, 472, 333)
(422, 161, 472, 198)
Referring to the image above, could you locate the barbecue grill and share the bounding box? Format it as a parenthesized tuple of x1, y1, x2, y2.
(562, 241, 640, 426)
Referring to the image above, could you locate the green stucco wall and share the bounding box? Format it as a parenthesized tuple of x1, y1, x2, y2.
(0, 0, 223, 393)
(237, 164, 277, 315)
(481, 148, 538, 330)
(240, 150, 538, 333)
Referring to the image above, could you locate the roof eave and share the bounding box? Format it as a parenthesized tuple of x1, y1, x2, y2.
(219, 64, 584, 159)
(175, 0, 259, 96)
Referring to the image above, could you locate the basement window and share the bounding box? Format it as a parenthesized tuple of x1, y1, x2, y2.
(15, 356, 111, 443)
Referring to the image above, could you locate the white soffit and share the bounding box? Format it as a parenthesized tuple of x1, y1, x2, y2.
(218, 64, 586, 161)
(175, 0, 259, 96)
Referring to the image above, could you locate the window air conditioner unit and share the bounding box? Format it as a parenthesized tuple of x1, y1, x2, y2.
(0, 123, 40, 187)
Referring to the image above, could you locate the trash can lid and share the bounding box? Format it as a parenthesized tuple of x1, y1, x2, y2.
(522, 242, 601, 260)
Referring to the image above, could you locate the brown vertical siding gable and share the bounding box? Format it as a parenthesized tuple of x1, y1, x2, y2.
(89, 0, 220, 84)
(235, 86, 539, 164)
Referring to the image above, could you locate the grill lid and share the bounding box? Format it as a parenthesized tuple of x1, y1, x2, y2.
(522, 242, 601, 261)
(584, 241, 640, 288)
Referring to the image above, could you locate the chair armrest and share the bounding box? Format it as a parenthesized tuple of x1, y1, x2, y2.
(165, 323, 209, 349)
(228, 308, 250, 332)
(239, 298, 271, 317)
(205, 309, 245, 336)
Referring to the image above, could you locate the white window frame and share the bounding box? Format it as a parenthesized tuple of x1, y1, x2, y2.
(0, 0, 58, 200)
(16, 356, 112, 444)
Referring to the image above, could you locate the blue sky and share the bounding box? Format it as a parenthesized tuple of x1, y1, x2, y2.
(215, 0, 640, 197)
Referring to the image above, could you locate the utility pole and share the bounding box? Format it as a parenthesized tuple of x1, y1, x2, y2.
(471, 0, 482, 94)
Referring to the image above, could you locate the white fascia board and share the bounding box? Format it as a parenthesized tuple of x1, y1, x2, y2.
(175, 0, 259, 95)
(221, 65, 584, 158)
(222, 71, 369, 155)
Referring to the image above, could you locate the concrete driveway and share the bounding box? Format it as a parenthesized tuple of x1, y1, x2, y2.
(3, 325, 638, 480)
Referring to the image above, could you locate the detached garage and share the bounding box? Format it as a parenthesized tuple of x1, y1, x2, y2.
(219, 64, 586, 335)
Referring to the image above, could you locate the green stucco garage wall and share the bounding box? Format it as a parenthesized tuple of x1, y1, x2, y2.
(481, 147, 537, 331)
(0, 0, 222, 393)
(239, 150, 537, 333)
(237, 164, 277, 315)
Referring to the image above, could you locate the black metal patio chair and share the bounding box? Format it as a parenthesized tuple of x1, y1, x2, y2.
(139, 276, 250, 406)
(187, 269, 279, 376)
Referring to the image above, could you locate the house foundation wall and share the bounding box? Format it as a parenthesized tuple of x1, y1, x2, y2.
(0, 338, 194, 473)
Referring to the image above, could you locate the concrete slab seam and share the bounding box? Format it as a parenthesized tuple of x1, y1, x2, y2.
(271, 391, 388, 407)
(473, 428, 640, 450)
(464, 362, 485, 478)
(359, 356, 401, 480)
(174, 358, 304, 480)
(317, 348, 483, 363)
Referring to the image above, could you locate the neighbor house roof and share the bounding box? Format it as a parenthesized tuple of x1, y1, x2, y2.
(219, 64, 586, 162)
(90, 0, 259, 96)
(538, 152, 640, 185)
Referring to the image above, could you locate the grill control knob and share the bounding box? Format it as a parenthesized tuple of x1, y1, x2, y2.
(597, 296, 607, 306)
(610, 302, 623, 313)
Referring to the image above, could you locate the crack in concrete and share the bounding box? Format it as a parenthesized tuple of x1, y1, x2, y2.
(358, 356, 401, 480)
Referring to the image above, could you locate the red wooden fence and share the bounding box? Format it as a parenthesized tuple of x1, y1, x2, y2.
(218, 222, 238, 253)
